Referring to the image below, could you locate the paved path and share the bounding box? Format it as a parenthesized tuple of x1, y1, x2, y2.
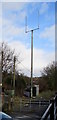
(14, 114, 41, 120)
(10, 105, 48, 120)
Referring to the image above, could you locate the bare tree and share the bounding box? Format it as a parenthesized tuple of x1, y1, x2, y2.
(0, 42, 23, 91)
(0, 42, 15, 73)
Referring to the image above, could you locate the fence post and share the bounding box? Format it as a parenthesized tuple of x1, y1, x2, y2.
(55, 92, 57, 120)
(50, 99, 54, 120)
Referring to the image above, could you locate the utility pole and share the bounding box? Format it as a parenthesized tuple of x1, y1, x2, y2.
(13, 56, 16, 95)
(25, 15, 39, 98)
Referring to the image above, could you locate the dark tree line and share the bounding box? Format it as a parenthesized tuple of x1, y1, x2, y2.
(0, 42, 57, 96)
(38, 61, 57, 92)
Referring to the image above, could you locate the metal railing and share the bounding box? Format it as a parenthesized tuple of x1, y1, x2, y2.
(2, 92, 57, 120)
(41, 93, 57, 120)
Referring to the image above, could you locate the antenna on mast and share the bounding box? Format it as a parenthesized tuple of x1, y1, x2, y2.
(25, 16, 27, 33)
(38, 10, 39, 29)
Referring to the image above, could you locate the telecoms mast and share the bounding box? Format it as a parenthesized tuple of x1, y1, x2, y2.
(25, 11, 39, 98)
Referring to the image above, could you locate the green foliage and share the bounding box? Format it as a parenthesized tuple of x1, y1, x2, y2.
(2, 72, 13, 88)
(16, 75, 26, 89)
(15, 74, 27, 96)
(38, 90, 55, 100)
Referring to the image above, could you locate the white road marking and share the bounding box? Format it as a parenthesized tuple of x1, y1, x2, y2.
(16, 115, 31, 119)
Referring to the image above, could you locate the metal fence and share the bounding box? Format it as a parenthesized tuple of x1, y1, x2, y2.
(41, 93, 57, 120)
(2, 93, 57, 120)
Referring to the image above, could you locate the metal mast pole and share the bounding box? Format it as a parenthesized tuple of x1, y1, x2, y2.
(31, 30, 33, 98)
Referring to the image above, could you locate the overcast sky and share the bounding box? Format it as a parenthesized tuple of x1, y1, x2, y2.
(0, 1, 56, 77)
